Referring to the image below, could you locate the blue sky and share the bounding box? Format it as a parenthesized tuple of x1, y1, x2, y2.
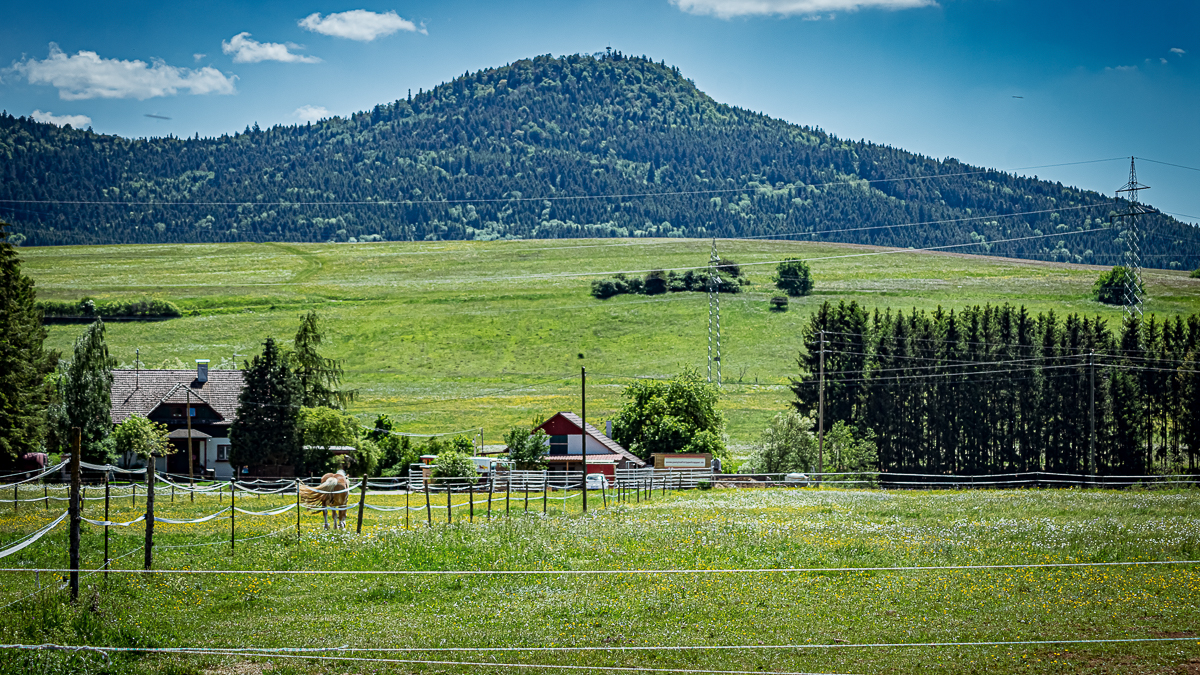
(2, 0, 1197, 223)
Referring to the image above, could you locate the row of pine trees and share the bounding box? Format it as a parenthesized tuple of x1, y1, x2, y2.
(793, 301, 1200, 476)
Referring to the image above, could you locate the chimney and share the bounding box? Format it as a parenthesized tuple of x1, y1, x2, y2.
(605, 420, 613, 438)
(196, 359, 209, 383)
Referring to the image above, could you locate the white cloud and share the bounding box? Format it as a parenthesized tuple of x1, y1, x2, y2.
(31, 109, 92, 128)
(1170, 47, 1186, 56)
(193, 53, 207, 62)
(294, 105, 331, 122)
(299, 10, 425, 41)
(671, 0, 934, 18)
(221, 33, 320, 64)
(1161, 57, 1169, 64)
(12, 43, 236, 100)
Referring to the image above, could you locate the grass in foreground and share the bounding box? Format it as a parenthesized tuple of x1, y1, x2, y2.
(23, 238, 1200, 445)
(1, 484, 1198, 674)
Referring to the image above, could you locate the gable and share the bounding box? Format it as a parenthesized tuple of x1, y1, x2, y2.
(111, 369, 244, 425)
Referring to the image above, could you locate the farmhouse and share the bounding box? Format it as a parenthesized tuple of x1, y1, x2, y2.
(110, 360, 244, 479)
(535, 412, 646, 477)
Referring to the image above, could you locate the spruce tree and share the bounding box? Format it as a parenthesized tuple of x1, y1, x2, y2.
(48, 320, 116, 462)
(229, 337, 302, 471)
(291, 310, 355, 409)
(0, 223, 55, 463)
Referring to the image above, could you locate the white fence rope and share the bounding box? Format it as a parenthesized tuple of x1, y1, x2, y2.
(5, 558, 1199, 576)
(0, 512, 69, 559)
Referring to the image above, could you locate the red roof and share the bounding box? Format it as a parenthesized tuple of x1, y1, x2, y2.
(543, 454, 624, 463)
(537, 412, 646, 467)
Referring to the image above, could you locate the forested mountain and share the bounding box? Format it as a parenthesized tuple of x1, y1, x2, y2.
(1, 51, 1197, 268)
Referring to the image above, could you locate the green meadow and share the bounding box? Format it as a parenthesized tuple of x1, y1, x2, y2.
(0, 484, 1198, 674)
(21, 238, 1200, 445)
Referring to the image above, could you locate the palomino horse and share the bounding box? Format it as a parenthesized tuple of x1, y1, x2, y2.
(299, 470, 350, 529)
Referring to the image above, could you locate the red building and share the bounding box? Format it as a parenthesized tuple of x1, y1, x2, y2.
(535, 412, 646, 477)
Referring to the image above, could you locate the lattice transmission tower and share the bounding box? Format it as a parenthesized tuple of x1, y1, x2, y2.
(707, 239, 721, 386)
(1111, 157, 1155, 318)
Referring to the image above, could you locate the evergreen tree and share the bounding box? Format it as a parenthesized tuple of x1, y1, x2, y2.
(47, 320, 116, 463)
(229, 338, 302, 470)
(0, 222, 55, 463)
(291, 310, 355, 408)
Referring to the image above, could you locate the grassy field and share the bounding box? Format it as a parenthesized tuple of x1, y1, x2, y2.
(0, 483, 1198, 674)
(21, 238, 1200, 445)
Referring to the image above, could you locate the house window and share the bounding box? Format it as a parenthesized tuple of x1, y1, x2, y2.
(189, 407, 196, 417)
(217, 445, 230, 462)
(549, 435, 568, 454)
(173, 407, 183, 417)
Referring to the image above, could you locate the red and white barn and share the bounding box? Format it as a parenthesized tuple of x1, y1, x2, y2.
(535, 412, 646, 478)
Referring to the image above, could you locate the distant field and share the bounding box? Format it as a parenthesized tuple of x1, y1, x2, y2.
(22, 238, 1200, 445)
(1, 484, 1198, 674)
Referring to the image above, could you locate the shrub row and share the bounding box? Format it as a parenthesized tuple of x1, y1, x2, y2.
(38, 298, 182, 320)
(591, 270, 743, 299)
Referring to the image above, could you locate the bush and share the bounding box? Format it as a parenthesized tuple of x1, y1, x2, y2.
(774, 259, 813, 297)
(644, 270, 668, 295)
(1094, 266, 1143, 305)
(740, 411, 817, 475)
(1191, 268, 1200, 279)
(38, 298, 182, 319)
(432, 450, 477, 485)
(697, 479, 712, 490)
(769, 296, 789, 312)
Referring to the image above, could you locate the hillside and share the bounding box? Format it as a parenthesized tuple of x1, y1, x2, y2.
(2, 51, 1198, 269)
(23, 238, 1200, 445)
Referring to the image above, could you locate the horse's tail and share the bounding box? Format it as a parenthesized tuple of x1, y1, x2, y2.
(298, 482, 327, 508)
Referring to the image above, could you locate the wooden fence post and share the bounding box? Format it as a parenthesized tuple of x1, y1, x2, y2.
(487, 476, 493, 520)
(542, 475, 548, 514)
(144, 463, 155, 571)
(524, 480, 529, 513)
(601, 480, 607, 509)
(13, 482, 17, 513)
(469, 480, 474, 523)
(69, 428, 81, 601)
(295, 479, 301, 541)
(405, 485, 410, 530)
(356, 474, 367, 534)
(131, 481, 136, 508)
(425, 479, 432, 526)
(43, 482, 48, 509)
(446, 482, 452, 524)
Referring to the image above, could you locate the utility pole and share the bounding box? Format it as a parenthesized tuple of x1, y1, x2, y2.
(1111, 158, 1155, 318)
(581, 367, 588, 514)
(1089, 350, 1096, 484)
(817, 330, 826, 485)
(707, 239, 721, 386)
(186, 389, 194, 486)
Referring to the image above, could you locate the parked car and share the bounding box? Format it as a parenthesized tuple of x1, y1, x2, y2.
(585, 473, 611, 490)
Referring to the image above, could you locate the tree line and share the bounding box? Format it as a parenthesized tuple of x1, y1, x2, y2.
(2, 53, 1197, 271)
(791, 301, 1200, 476)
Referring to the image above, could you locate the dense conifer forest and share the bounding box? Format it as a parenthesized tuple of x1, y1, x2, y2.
(1, 51, 1196, 268)
(793, 301, 1200, 476)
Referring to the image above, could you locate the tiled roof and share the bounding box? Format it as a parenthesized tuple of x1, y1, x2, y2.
(166, 428, 212, 439)
(556, 413, 646, 467)
(543, 453, 625, 463)
(111, 369, 244, 425)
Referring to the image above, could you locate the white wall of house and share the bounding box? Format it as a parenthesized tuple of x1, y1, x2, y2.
(552, 434, 613, 455)
(207, 437, 233, 479)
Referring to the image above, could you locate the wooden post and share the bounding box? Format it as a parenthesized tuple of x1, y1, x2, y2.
(636, 479, 641, 503)
(356, 474, 367, 534)
(171, 482, 175, 503)
(190, 477, 194, 503)
(405, 486, 410, 530)
(542, 475, 548, 514)
(103, 475, 110, 581)
(132, 481, 136, 508)
(601, 479, 607, 509)
(43, 482, 48, 509)
(296, 479, 301, 541)
(487, 476, 493, 520)
(13, 482, 17, 512)
(469, 480, 474, 523)
(424, 479, 432, 526)
(446, 482, 452, 524)
(69, 428, 81, 601)
(229, 477, 236, 554)
(524, 481, 529, 513)
(144, 461, 155, 571)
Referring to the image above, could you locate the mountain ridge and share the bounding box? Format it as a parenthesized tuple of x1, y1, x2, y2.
(1, 51, 1196, 269)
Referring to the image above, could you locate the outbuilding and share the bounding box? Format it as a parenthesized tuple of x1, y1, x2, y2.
(534, 412, 646, 478)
